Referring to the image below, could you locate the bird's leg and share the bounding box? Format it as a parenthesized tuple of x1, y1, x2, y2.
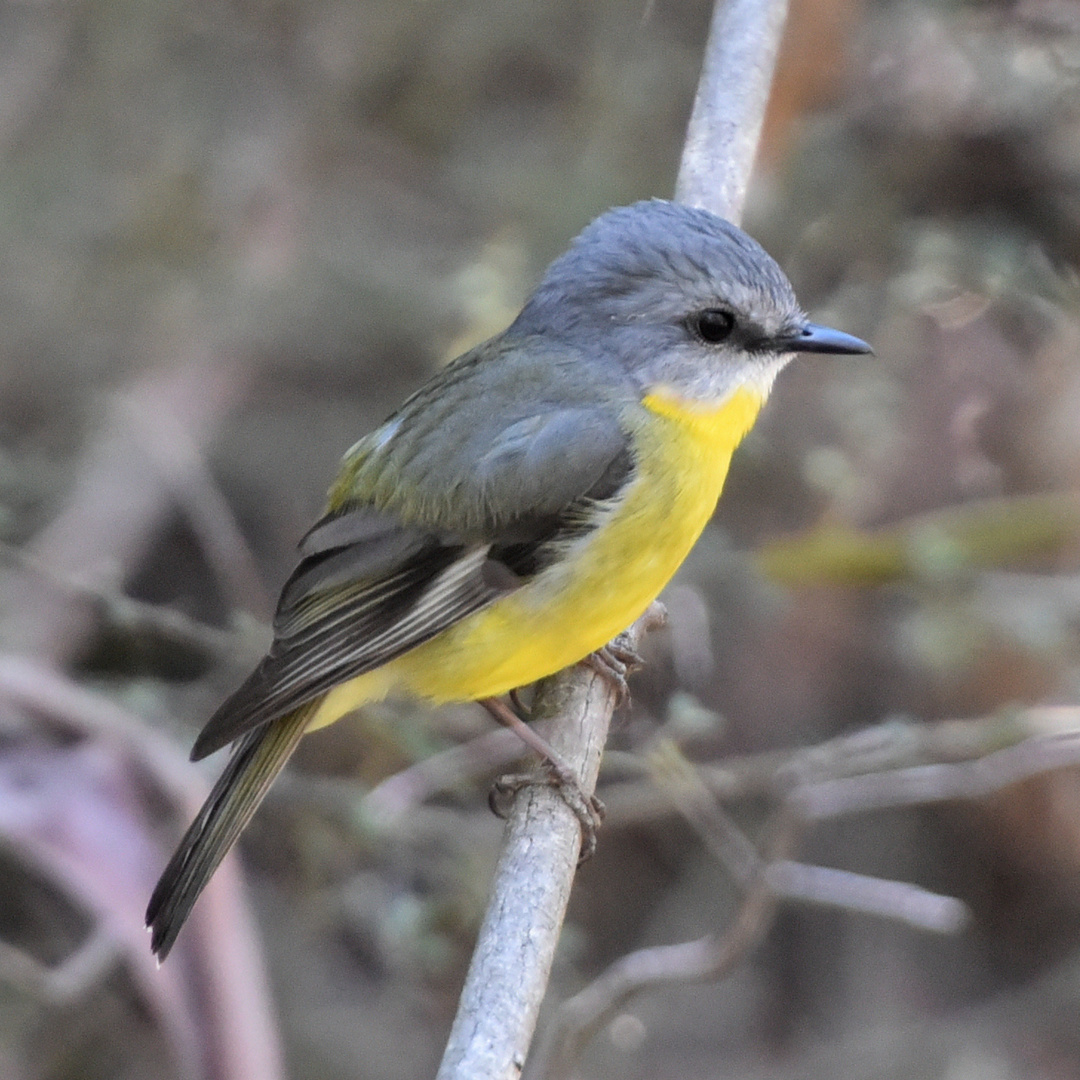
(580, 640, 645, 706)
(480, 695, 604, 861)
(508, 686, 532, 720)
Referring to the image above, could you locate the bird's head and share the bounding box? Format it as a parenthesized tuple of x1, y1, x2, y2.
(510, 199, 870, 404)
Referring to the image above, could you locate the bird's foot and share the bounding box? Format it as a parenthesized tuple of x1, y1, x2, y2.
(488, 765, 605, 862)
(580, 641, 645, 706)
(480, 695, 604, 861)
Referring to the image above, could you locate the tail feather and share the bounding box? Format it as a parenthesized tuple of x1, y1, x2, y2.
(146, 703, 317, 960)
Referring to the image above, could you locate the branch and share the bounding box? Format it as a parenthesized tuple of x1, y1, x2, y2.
(436, 608, 664, 1080)
(674, 0, 790, 223)
(755, 493, 1080, 588)
(527, 728, 977, 1080)
(437, 1, 790, 1072)
(0, 539, 236, 658)
(646, 736, 969, 932)
(0, 353, 253, 665)
(597, 709, 1076, 827)
(0, 927, 120, 1006)
(0, 655, 285, 1080)
(793, 725, 1080, 820)
(526, 708, 1080, 1075)
(764, 862, 968, 933)
(362, 727, 530, 820)
(524, 811, 796, 1080)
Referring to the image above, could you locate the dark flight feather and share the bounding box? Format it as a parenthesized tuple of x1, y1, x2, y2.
(150, 406, 635, 959)
(146, 702, 316, 960)
(190, 411, 635, 761)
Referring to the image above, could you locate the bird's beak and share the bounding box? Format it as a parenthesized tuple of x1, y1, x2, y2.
(773, 322, 873, 356)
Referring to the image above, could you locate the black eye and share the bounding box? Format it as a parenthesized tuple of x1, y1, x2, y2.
(692, 309, 736, 344)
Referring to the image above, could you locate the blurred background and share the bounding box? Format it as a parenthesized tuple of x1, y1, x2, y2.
(1, 0, 1080, 1077)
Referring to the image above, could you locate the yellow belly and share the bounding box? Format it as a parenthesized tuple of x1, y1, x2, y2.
(309, 386, 764, 730)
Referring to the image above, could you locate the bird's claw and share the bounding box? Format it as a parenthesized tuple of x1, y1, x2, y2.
(488, 764, 605, 862)
(580, 641, 645, 706)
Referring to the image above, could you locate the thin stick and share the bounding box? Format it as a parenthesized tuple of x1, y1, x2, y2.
(436, 609, 664, 1080)
(675, 0, 790, 223)
(794, 729, 1080, 819)
(0, 655, 285, 1080)
(648, 736, 970, 933)
(764, 862, 969, 933)
(437, 2, 789, 1072)
(525, 813, 796, 1080)
(120, 391, 272, 620)
(362, 727, 526, 819)
(0, 354, 251, 665)
(0, 539, 235, 657)
(596, 710, 1074, 827)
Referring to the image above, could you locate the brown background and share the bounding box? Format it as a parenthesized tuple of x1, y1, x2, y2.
(2, 0, 1080, 1077)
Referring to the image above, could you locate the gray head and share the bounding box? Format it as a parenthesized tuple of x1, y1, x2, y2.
(509, 199, 869, 402)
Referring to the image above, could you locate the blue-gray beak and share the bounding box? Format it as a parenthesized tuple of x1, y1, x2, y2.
(774, 322, 873, 356)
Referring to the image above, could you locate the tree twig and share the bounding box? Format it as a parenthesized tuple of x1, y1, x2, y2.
(524, 810, 797, 1080)
(526, 723, 978, 1080)
(0, 927, 121, 1006)
(647, 735, 970, 932)
(793, 726, 1080, 820)
(598, 709, 1080, 827)
(674, 0, 790, 221)
(119, 389, 272, 620)
(0, 539, 237, 658)
(0, 655, 285, 1080)
(436, 607, 665, 1080)
(0, 353, 252, 665)
(764, 862, 968, 933)
(362, 726, 530, 821)
(437, 0, 790, 1072)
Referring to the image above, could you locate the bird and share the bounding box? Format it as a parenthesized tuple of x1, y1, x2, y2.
(146, 198, 871, 960)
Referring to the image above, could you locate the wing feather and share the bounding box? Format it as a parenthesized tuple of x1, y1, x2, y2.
(191, 399, 636, 761)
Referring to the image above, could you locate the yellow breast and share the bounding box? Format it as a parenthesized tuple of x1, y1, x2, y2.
(310, 386, 766, 727)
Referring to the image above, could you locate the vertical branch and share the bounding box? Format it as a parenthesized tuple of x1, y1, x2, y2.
(675, 0, 790, 224)
(436, 0, 790, 1075)
(436, 613, 661, 1080)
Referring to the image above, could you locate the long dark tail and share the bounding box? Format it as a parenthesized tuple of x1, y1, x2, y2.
(146, 702, 317, 961)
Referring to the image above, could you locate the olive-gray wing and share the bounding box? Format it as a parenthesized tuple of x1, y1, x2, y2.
(190, 407, 634, 760)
